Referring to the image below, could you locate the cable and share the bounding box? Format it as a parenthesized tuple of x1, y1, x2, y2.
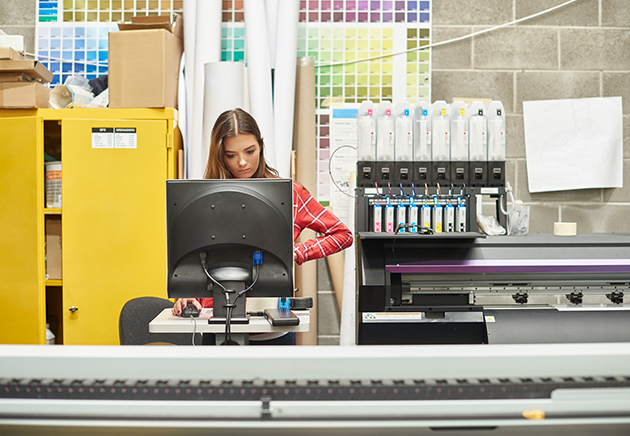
(316, 0, 579, 69)
(190, 316, 197, 347)
(221, 263, 260, 346)
(328, 145, 357, 199)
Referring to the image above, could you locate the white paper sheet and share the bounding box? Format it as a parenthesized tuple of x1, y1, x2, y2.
(329, 106, 359, 225)
(523, 97, 623, 193)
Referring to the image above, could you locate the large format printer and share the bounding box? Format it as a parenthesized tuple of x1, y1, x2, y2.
(357, 232, 630, 345)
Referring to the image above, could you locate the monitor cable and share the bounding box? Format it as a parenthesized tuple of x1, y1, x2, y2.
(200, 253, 261, 346)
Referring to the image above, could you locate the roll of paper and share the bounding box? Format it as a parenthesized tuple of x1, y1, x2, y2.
(272, 0, 299, 178)
(244, 0, 276, 169)
(190, 0, 221, 178)
(182, 0, 196, 178)
(202, 62, 245, 167)
(340, 171, 357, 346)
(294, 57, 318, 345)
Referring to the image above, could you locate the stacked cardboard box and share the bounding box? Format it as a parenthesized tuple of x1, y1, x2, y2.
(0, 47, 53, 108)
(109, 15, 183, 108)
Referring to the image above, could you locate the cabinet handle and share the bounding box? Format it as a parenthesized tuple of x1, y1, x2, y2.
(69, 306, 79, 313)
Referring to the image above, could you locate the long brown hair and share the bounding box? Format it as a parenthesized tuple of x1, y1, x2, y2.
(203, 108, 279, 179)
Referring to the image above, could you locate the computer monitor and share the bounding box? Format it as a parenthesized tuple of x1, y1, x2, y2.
(166, 179, 294, 321)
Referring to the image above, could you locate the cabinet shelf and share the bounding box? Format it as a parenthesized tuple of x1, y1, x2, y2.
(44, 208, 61, 215)
(45, 279, 62, 286)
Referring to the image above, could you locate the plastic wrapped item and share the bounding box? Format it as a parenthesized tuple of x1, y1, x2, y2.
(509, 200, 530, 235)
(476, 214, 506, 236)
(50, 74, 95, 109)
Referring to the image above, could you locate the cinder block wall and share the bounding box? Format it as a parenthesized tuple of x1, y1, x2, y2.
(432, 0, 630, 234)
(0, 0, 36, 54)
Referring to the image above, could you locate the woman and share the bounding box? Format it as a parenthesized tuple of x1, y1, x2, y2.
(172, 108, 353, 344)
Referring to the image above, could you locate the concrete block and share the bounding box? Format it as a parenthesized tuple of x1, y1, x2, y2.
(527, 204, 560, 234)
(602, 0, 630, 27)
(317, 291, 340, 336)
(506, 115, 525, 158)
(603, 160, 630, 202)
(0, 0, 36, 25)
(474, 27, 558, 70)
(516, 0, 598, 27)
(432, 70, 513, 111)
(317, 336, 340, 346)
(516, 72, 600, 114)
(514, 160, 602, 203)
(561, 29, 630, 71)
(562, 204, 630, 233)
(431, 26, 473, 70)
(604, 73, 630, 115)
(432, 0, 511, 25)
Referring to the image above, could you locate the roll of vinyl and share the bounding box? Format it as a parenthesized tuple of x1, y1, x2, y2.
(190, 0, 221, 179)
(294, 57, 317, 345)
(182, 0, 196, 178)
(272, 0, 299, 178)
(244, 0, 276, 169)
(339, 171, 357, 346)
(202, 62, 245, 169)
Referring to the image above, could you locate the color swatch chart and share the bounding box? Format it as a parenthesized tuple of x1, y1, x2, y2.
(36, 0, 183, 85)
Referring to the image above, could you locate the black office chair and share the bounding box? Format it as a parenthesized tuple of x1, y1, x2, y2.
(119, 296, 202, 345)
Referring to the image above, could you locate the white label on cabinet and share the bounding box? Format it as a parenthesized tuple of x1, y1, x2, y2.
(92, 127, 114, 148)
(114, 128, 137, 149)
(92, 127, 137, 149)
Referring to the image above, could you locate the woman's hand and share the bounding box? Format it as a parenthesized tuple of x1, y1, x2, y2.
(172, 298, 202, 316)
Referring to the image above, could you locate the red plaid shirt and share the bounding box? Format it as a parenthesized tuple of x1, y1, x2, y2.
(292, 182, 353, 265)
(199, 181, 352, 308)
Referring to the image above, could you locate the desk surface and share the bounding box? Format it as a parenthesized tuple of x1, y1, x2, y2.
(149, 308, 310, 334)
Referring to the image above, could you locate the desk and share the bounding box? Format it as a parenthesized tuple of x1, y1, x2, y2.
(150, 308, 310, 334)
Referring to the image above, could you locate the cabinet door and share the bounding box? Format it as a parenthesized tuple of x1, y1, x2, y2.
(0, 116, 45, 344)
(62, 119, 169, 345)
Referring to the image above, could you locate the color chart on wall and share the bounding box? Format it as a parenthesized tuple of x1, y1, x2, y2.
(36, 0, 183, 85)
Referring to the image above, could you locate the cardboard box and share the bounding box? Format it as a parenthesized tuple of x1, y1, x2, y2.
(46, 216, 62, 280)
(0, 82, 51, 108)
(0, 47, 24, 60)
(109, 15, 183, 108)
(0, 59, 53, 82)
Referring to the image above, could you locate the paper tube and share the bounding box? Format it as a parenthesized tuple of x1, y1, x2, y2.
(202, 62, 245, 166)
(340, 171, 357, 345)
(190, 0, 221, 178)
(272, 0, 299, 178)
(244, 0, 276, 169)
(326, 205, 345, 312)
(265, 0, 278, 68)
(294, 57, 317, 345)
(183, 0, 196, 178)
(177, 52, 188, 177)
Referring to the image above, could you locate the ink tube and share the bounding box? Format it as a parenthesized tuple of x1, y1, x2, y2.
(409, 202, 419, 233)
(445, 203, 455, 233)
(385, 204, 395, 233)
(432, 197, 443, 233)
(373, 204, 382, 232)
(397, 204, 407, 233)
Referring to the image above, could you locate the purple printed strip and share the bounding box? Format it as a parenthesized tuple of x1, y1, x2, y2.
(386, 259, 630, 274)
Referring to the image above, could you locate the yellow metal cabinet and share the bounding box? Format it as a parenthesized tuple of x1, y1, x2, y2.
(0, 109, 180, 345)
